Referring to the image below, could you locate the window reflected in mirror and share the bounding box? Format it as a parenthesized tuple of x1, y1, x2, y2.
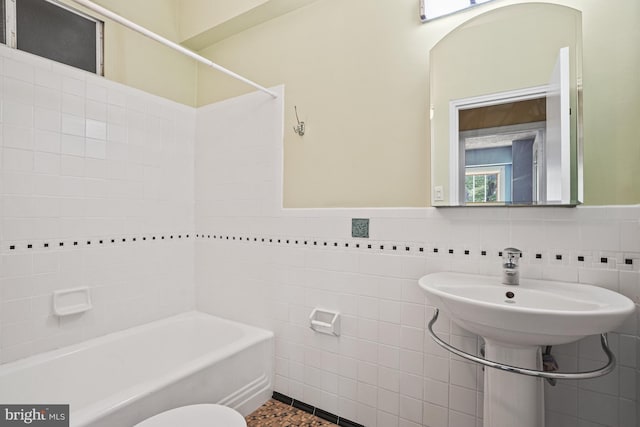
(461, 98, 546, 205)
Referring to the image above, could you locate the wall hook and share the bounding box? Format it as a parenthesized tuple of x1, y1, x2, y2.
(293, 106, 305, 136)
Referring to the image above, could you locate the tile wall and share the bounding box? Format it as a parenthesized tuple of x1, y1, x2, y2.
(195, 88, 640, 427)
(0, 46, 196, 363)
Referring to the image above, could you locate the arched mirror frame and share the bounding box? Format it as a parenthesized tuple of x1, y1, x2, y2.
(429, 3, 583, 207)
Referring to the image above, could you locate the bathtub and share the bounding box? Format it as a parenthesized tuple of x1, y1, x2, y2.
(0, 311, 274, 427)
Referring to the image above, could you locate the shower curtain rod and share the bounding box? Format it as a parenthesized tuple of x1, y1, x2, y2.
(69, 0, 278, 98)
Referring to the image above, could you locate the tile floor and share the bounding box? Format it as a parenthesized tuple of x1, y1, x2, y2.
(246, 399, 335, 426)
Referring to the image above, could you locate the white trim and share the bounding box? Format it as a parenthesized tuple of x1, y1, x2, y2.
(96, 16, 104, 76)
(5, 0, 15, 48)
(576, 77, 584, 203)
(430, 104, 442, 206)
(448, 99, 460, 204)
(545, 46, 571, 204)
(559, 46, 571, 204)
(451, 85, 548, 110)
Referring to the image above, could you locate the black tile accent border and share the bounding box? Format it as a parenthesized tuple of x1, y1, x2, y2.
(6, 231, 636, 277)
(272, 391, 293, 406)
(338, 419, 366, 427)
(315, 408, 339, 424)
(192, 233, 639, 273)
(271, 392, 365, 427)
(4, 233, 194, 252)
(292, 399, 314, 413)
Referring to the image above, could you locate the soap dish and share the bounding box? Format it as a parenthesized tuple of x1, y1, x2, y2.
(53, 287, 92, 316)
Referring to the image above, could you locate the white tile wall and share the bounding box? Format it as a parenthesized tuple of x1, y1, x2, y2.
(0, 46, 196, 363)
(194, 87, 640, 427)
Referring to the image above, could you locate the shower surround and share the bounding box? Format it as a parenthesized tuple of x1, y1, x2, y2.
(0, 46, 638, 427)
(0, 45, 196, 363)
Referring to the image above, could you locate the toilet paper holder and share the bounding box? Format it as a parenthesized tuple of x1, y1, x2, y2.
(309, 308, 340, 336)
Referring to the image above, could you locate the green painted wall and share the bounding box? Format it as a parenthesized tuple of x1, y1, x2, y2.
(62, 0, 198, 106)
(195, 0, 640, 207)
(66, 0, 639, 206)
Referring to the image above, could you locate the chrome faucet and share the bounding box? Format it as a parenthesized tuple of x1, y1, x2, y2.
(502, 247, 522, 285)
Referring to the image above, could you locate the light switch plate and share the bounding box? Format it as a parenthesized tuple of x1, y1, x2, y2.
(434, 186, 444, 201)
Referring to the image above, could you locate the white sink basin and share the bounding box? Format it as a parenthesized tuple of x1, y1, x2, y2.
(419, 272, 635, 346)
(419, 271, 635, 427)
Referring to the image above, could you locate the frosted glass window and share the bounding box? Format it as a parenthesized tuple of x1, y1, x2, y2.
(3, 0, 103, 74)
(420, 0, 494, 22)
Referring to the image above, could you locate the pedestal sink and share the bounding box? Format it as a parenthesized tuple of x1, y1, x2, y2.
(418, 272, 635, 427)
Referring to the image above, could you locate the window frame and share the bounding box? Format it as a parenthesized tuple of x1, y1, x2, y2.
(4, 0, 104, 75)
(465, 166, 505, 203)
(419, 0, 496, 23)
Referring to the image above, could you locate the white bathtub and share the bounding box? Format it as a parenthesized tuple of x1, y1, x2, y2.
(0, 311, 274, 427)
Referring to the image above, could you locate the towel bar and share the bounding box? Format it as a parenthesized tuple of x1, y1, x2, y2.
(427, 308, 616, 380)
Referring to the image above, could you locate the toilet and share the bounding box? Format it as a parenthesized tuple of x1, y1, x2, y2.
(135, 404, 247, 427)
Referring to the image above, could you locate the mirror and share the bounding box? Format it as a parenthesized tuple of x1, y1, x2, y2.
(430, 3, 583, 206)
